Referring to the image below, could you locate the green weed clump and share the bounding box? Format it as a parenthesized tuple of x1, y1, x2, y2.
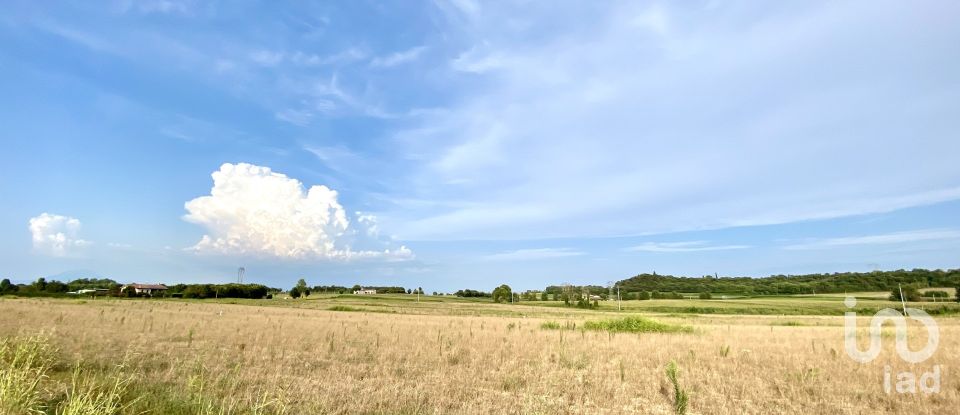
(719, 345, 731, 358)
(0, 333, 57, 414)
(328, 306, 364, 312)
(582, 317, 692, 334)
(665, 360, 689, 415)
(539, 321, 577, 330)
(773, 321, 806, 326)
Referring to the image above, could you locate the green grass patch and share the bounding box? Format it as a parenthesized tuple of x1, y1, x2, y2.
(539, 321, 577, 330)
(328, 305, 364, 312)
(327, 305, 397, 314)
(772, 320, 807, 326)
(582, 316, 692, 334)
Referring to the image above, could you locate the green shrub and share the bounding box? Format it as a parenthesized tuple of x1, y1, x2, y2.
(890, 285, 921, 302)
(328, 306, 363, 312)
(540, 321, 561, 330)
(540, 321, 577, 330)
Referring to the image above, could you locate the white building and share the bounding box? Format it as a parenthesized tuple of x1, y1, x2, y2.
(353, 288, 377, 295)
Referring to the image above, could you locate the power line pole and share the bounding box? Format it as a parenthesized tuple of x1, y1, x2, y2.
(898, 284, 907, 315)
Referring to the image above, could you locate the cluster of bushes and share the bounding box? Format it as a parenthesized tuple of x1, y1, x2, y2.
(455, 289, 491, 297)
(888, 286, 957, 302)
(311, 285, 350, 294)
(364, 286, 408, 294)
(492, 285, 512, 303)
(167, 283, 272, 299)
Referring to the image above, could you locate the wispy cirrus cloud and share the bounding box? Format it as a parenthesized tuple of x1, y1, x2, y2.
(625, 241, 749, 253)
(483, 248, 583, 261)
(386, 1, 960, 241)
(782, 229, 960, 250)
(371, 46, 427, 68)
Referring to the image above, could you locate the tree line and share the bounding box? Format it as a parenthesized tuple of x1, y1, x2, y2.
(614, 268, 960, 296)
(0, 277, 278, 299)
(287, 279, 419, 298)
(0, 277, 119, 296)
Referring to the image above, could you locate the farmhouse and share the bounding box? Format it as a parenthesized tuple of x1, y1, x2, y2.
(121, 283, 168, 296)
(354, 288, 377, 295)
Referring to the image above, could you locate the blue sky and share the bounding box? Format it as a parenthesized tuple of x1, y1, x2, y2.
(1, 1, 959, 291)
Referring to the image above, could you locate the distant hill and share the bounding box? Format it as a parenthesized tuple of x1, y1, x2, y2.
(46, 269, 109, 281)
(615, 268, 960, 295)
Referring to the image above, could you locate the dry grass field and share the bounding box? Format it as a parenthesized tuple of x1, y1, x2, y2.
(1, 296, 957, 414)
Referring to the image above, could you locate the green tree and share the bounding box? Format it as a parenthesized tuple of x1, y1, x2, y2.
(890, 285, 921, 302)
(296, 279, 310, 297)
(492, 284, 512, 303)
(33, 277, 47, 292)
(698, 292, 712, 300)
(0, 278, 15, 294)
(540, 291, 548, 301)
(289, 286, 302, 299)
(45, 281, 68, 293)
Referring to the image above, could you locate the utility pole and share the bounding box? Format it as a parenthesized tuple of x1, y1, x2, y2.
(898, 284, 907, 315)
(617, 285, 621, 311)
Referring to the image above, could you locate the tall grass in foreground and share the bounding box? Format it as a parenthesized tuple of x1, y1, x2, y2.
(57, 363, 135, 415)
(0, 333, 56, 414)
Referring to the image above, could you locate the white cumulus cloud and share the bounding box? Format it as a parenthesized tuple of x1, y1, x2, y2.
(28, 213, 90, 256)
(183, 163, 412, 261)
